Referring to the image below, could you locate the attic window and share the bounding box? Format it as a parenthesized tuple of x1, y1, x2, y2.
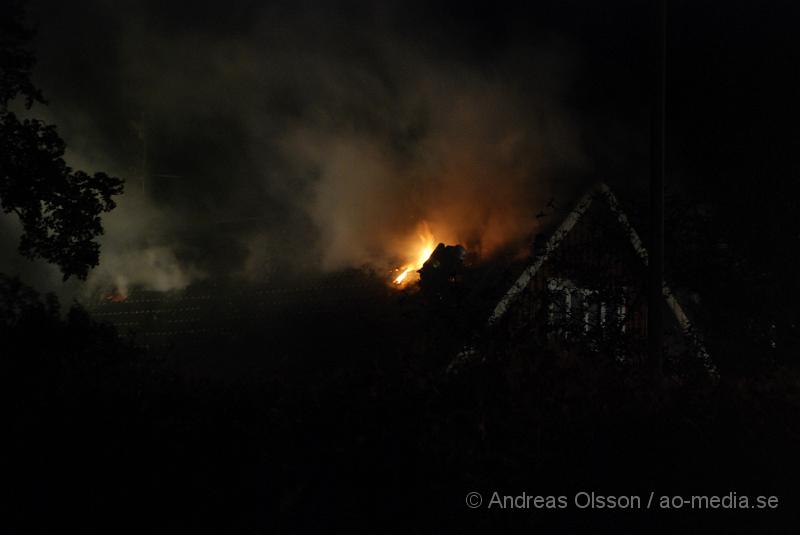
(546, 278, 627, 338)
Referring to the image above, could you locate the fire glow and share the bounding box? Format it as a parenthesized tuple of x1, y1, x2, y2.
(392, 222, 437, 286)
(103, 291, 128, 303)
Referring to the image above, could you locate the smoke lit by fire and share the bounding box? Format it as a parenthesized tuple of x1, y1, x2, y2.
(0, 1, 585, 301)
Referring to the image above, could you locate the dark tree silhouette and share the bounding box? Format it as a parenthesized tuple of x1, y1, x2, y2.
(0, 0, 122, 280)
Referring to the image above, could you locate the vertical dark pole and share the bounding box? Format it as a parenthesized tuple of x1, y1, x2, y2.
(649, 0, 666, 379)
(140, 111, 148, 195)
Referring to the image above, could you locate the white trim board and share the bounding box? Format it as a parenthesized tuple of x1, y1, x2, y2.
(486, 182, 718, 379)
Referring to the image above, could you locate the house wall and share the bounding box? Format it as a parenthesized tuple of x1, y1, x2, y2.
(499, 196, 652, 353)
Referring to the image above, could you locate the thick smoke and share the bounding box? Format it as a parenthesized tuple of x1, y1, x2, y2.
(283, 57, 585, 271)
(0, 0, 587, 298)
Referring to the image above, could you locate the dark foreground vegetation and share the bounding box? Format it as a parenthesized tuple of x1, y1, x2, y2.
(2, 274, 799, 534)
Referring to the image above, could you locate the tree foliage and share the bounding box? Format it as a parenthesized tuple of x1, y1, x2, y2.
(0, 0, 123, 280)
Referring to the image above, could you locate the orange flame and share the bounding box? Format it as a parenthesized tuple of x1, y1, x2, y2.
(392, 222, 437, 286)
(103, 291, 128, 303)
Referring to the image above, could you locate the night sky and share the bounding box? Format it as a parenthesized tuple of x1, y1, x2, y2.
(2, 0, 798, 297)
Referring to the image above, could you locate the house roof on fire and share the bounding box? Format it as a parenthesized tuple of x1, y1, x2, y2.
(459, 182, 718, 378)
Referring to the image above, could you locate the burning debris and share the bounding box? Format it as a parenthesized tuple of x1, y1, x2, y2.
(419, 243, 466, 292)
(390, 221, 467, 290)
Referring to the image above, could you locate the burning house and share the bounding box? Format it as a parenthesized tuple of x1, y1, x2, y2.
(89, 182, 717, 380)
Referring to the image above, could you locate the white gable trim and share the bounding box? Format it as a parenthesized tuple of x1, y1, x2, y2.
(489, 188, 596, 324)
(487, 182, 718, 378)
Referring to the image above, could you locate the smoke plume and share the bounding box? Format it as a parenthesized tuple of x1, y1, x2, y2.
(0, 0, 588, 298)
